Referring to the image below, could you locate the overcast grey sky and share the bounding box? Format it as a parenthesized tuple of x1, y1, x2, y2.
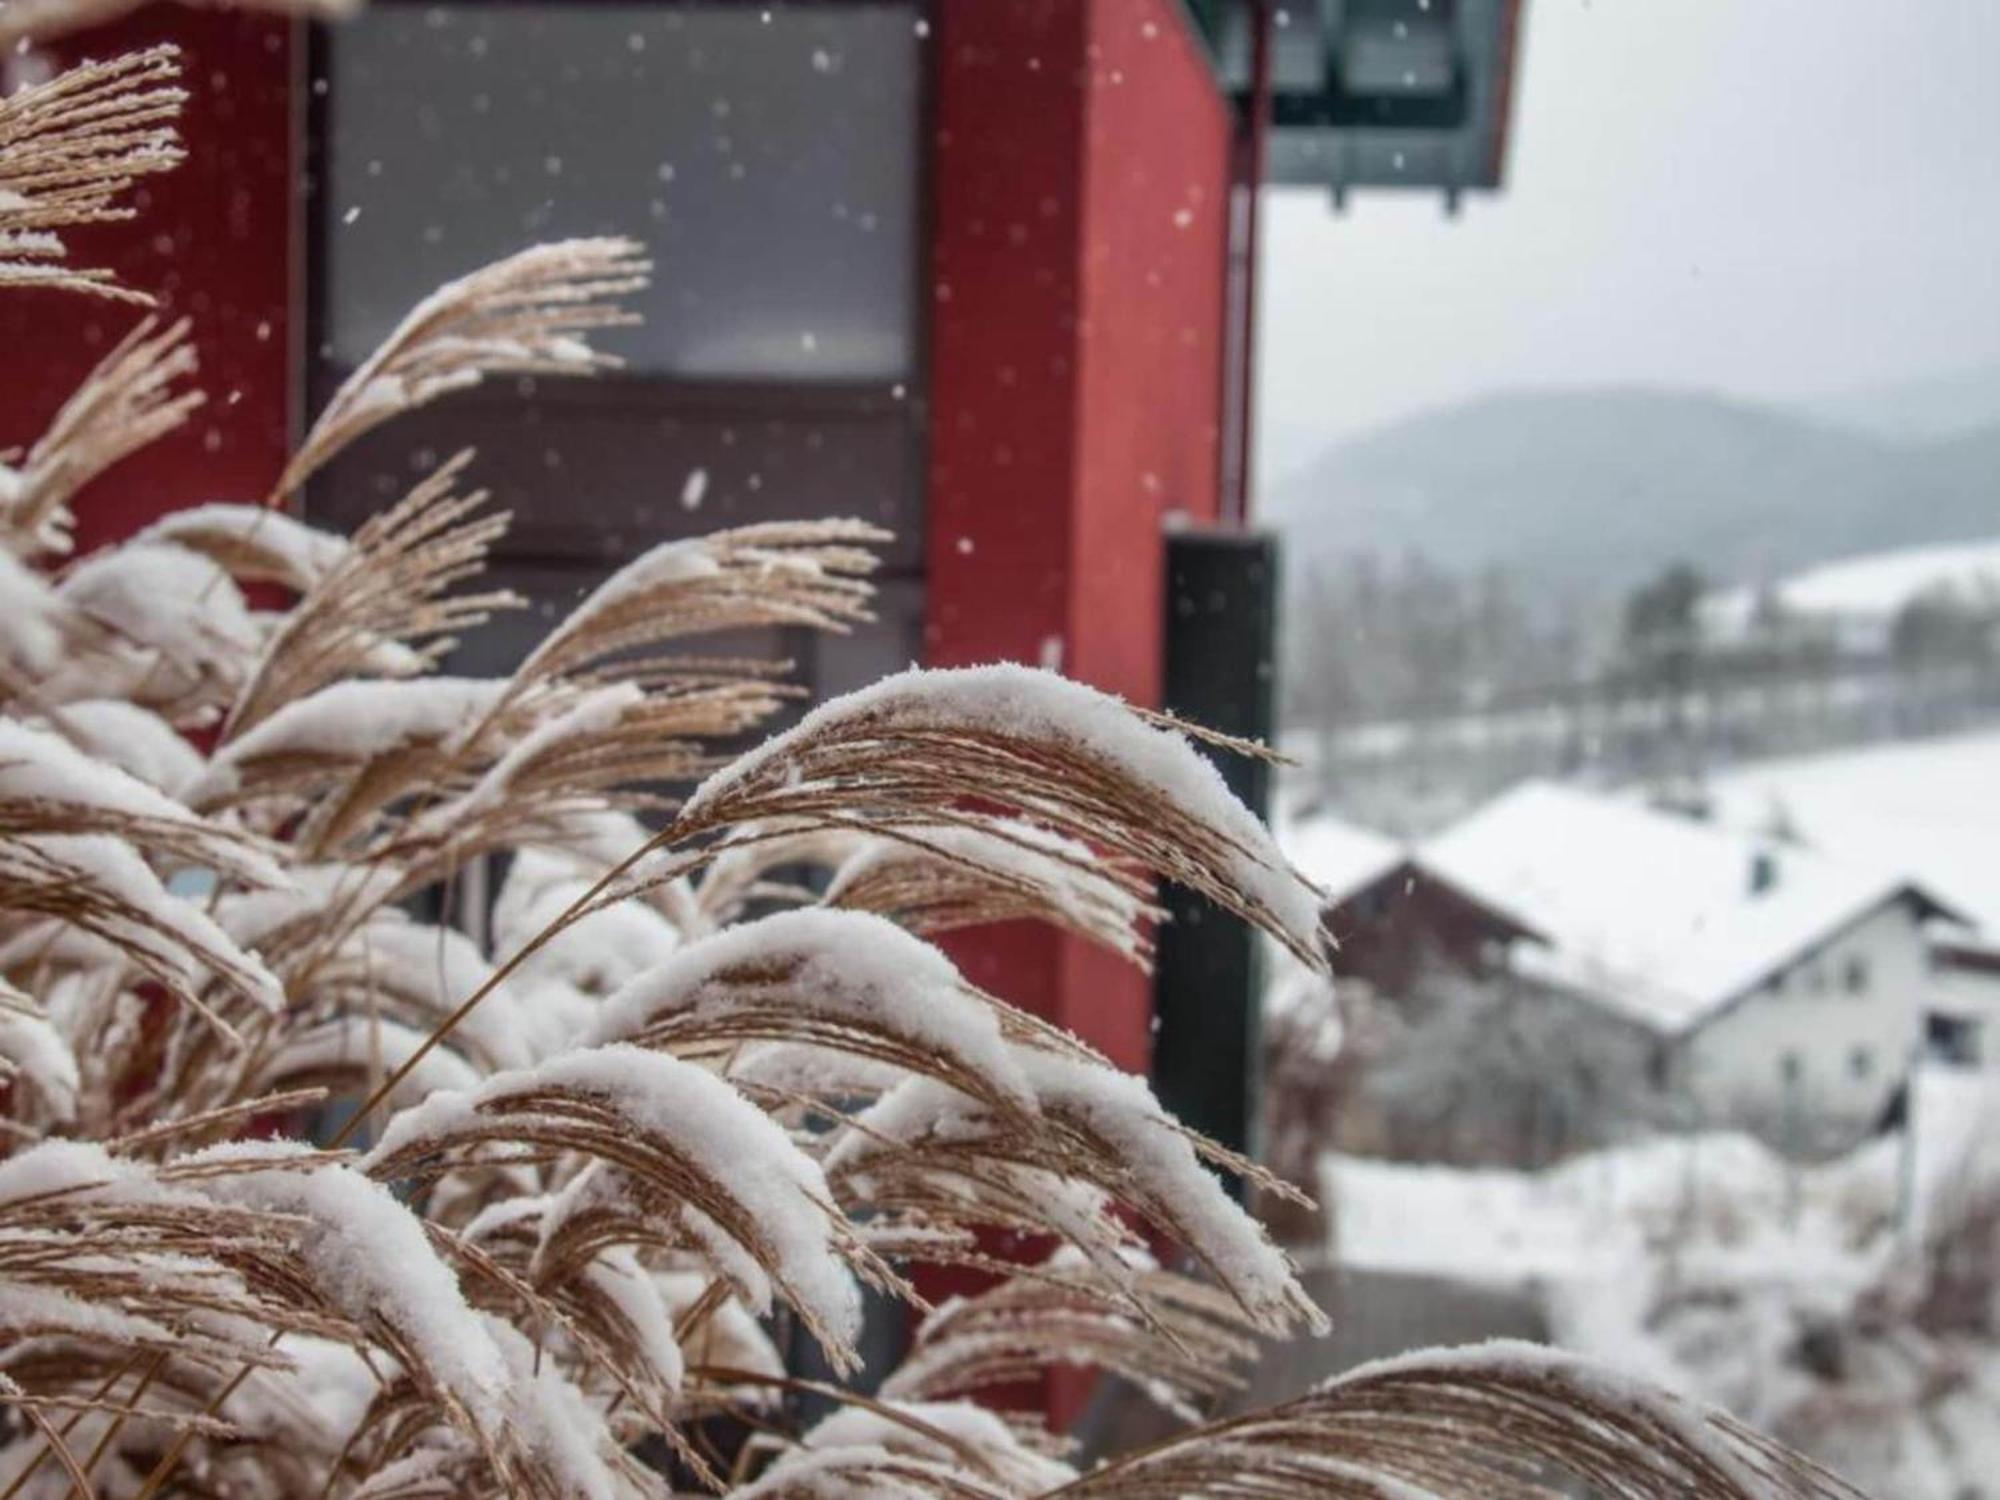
(1256, 0, 2000, 480)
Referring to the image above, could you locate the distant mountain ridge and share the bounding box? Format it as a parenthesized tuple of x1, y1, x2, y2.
(1265, 386, 2000, 610)
(1802, 362, 2000, 443)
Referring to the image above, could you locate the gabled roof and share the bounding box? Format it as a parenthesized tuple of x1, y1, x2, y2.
(1277, 812, 1405, 909)
(1277, 809, 1543, 944)
(1421, 781, 1949, 1034)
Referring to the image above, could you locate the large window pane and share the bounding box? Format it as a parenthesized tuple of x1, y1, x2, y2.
(320, 1, 921, 382)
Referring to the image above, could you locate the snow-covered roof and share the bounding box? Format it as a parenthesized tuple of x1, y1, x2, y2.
(1276, 812, 1405, 908)
(1422, 780, 1937, 1033)
(1277, 810, 1544, 949)
(1706, 729, 2000, 936)
(1705, 536, 2000, 636)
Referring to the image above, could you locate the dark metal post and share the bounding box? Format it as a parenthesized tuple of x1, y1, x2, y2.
(1153, 529, 1281, 1196)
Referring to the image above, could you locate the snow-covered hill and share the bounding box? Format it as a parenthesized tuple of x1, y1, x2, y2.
(1704, 536, 2000, 642)
(1267, 386, 2000, 611)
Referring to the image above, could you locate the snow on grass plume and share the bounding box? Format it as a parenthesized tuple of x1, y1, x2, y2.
(0, 833, 284, 1015)
(495, 849, 685, 998)
(0, 718, 283, 885)
(51, 541, 260, 705)
(577, 1246, 686, 1393)
(0, 983, 79, 1122)
(254, 1016, 484, 1110)
(44, 699, 206, 797)
(135, 502, 352, 593)
(828, 1048, 1322, 1338)
(191, 1142, 512, 1431)
(583, 907, 1036, 1111)
(188, 677, 511, 803)
(737, 1400, 1076, 1498)
(681, 663, 1329, 968)
(364, 1044, 864, 1355)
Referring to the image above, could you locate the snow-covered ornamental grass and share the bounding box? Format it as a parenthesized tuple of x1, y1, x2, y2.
(0, 28, 1874, 1500)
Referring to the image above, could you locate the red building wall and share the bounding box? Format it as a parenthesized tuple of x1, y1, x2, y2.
(926, 0, 1231, 1071)
(0, 9, 296, 553)
(1071, 0, 1230, 697)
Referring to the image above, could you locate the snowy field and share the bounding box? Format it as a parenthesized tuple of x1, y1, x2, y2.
(1326, 1132, 1895, 1290)
(1327, 1066, 2000, 1291)
(1320, 1069, 2000, 1496)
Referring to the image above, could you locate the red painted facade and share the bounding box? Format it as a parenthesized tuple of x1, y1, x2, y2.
(926, 0, 1230, 1073)
(0, 9, 296, 552)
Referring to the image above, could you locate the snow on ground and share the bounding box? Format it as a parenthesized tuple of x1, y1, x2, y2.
(1707, 727, 2000, 933)
(1320, 1070, 2000, 1499)
(1907, 1063, 2000, 1238)
(1327, 1069, 2000, 1287)
(1324, 1070, 2000, 1408)
(1325, 1129, 1899, 1292)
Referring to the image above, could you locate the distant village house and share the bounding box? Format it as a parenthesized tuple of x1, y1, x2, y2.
(1285, 782, 1966, 1161)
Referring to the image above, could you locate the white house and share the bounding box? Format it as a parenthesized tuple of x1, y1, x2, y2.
(1921, 933, 2000, 1067)
(1422, 781, 1956, 1156)
(1706, 730, 2000, 1070)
